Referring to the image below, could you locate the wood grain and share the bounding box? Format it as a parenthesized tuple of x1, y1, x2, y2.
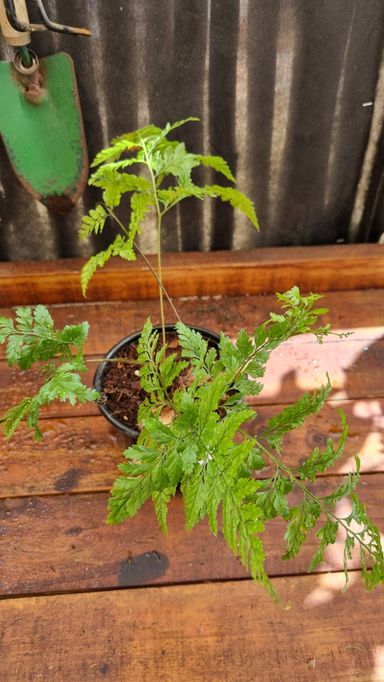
(1, 289, 383, 359)
(1, 260, 383, 681)
(0, 331, 382, 420)
(0, 474, 382, 595)
(1, 576, 383, 681)
(0, 289, 382, 423)
(0, 398, 383, 498)
(0, 244, 383, 304)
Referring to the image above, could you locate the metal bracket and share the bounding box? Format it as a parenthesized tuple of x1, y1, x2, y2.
(34, 0, 91, 36)
(2, 0, 90, 38)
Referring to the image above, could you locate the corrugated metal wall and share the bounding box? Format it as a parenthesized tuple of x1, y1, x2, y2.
(1, 0, 384, 261)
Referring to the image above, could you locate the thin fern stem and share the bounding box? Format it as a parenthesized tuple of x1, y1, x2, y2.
(140, 137, 166, 346)
(103, 205, 181, 322)
(133, 241, 181, 322)
(251, 435, 377, 561)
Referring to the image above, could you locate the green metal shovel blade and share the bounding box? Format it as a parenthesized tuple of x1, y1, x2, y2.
(0, 52, 88, 212)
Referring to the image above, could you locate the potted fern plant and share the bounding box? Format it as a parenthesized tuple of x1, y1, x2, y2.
(82, 117, 256, 438)
(0, 119, 383, 599)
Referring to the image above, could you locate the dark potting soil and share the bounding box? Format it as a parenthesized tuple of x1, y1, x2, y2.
(99, 332, 189, 431)
(100, 341, 145, 430)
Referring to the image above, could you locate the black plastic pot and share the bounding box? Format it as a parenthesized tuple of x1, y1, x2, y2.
(93, 324, 221, 439)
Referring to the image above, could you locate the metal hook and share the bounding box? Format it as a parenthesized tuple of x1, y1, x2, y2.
(3, 0, 90, 36)
(34, 0, 91, 36)
(4, 0, 42, 32)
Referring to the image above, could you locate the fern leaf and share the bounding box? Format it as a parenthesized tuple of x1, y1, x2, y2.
(153, 143, 200, 185)
(90, 169, 151, 209)
(91, 138, 141, 167)
(80, 205, 108, 239)
(37, 364, 98, 406)
(308, 518, 339, 572)
(0, 317, 14, 343)
(152, 488, 175, 534)
(125, 192, 153, 252)
(323, 468, 360, 506)
(236, 328, 254, 359)
(205, 468, 223, 535)
(162, 117, 200, 136)
(298, 410, 348, 481)
(203, 185, 259, 228)
(1, 362, 96, 440)
(182, 469, 207, 529)
(90, 157, 144, 181)
(15, 307, 33, 332)
(180, 443, 198, 476)
(108, 472, 153, 524)
(108, 442, 169, 524)
(176, 321, 208, 367)
(197, 374, 231, 424)
(263, 379, 333, 448)
(283, 497, 321, 560)
(111, 124, 163, 147)
(81, 235, 134, 296)
(195, 154, 235, 182)
(157, 185, 204, 209)
(1, 398, 33, 439)
(0, 307, 91, 370)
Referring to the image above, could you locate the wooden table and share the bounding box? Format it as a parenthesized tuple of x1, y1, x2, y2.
(1, 246, 384, 681)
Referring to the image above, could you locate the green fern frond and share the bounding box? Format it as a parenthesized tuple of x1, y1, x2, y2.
(80, 204, 108, 239)
(263, 379, 333, 448)
(125, 192, 154, 251)
(203, 185, 259, 228)
(162, 117, 200, 136)
(89, 169, 151, 209)
(157, 185, 204, 210)
(91, 138, 141, 167)
(111, 124, 163, 147)
(195, 154, 235, 182)
(81, 235, 135, 296)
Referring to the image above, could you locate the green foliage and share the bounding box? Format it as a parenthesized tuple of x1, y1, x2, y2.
(195, 154, 235, 182)
(81, 234, 135, 296)
(298, 411, 348, 481)
(107, 290, 384, 597)
(0, 306, 97, 439)
(1, 283, 383, 598)
(80, 118, 259, 292)
(0, 305, 89, 370)
(203, 185, 258, 227)
(283, 496, 322, 560)
(1, 115, 383, 601)
(136, 319, 189, 406)
(346, 494, 384, 590)
(263, 380, 333, 450)
(307, 518, 339, 572)
(79, 204, 108, 239)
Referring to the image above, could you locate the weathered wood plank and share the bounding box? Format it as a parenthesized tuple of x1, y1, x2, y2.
(0, 289, 382, 424)
(1, 289, 383, 359)
(0, 244, 383, 305)
(0, 475, 382, 595)
(0, 398, 383, 498)
(1, 576, 383, 681)
(0, 330, 382, 421)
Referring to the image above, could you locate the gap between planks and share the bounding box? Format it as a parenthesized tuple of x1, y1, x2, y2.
(0, 567, 369, 602)
(0, 475, 382, 596)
